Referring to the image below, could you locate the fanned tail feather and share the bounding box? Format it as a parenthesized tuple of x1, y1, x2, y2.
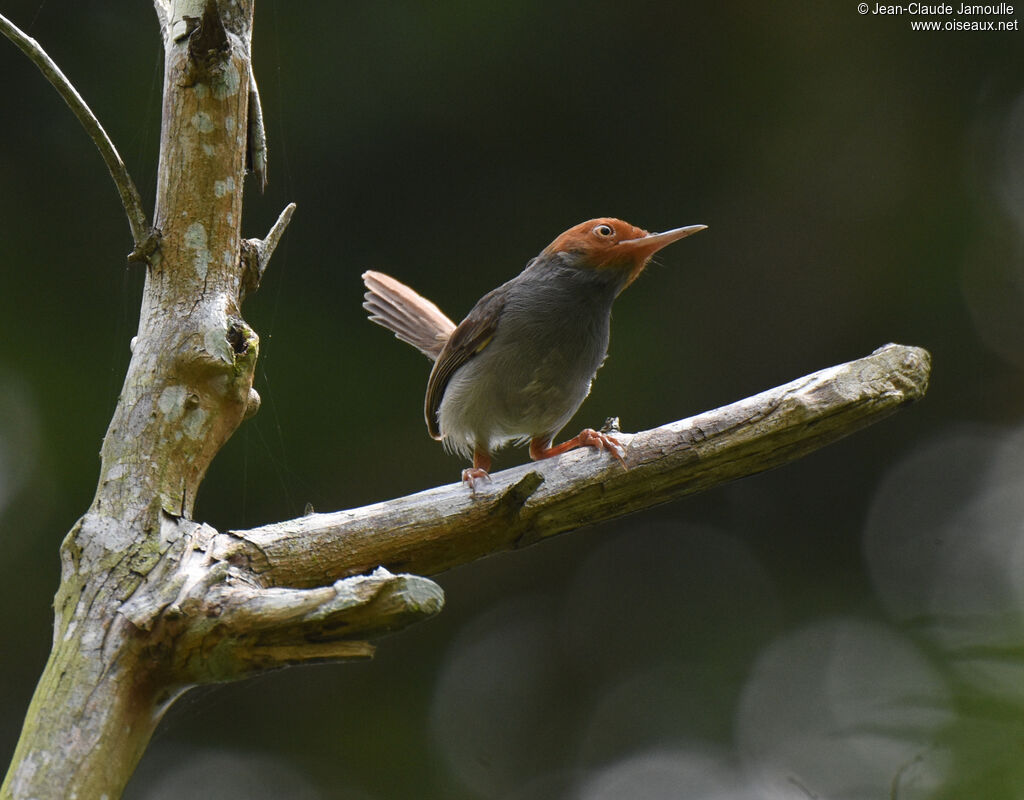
(362, 270, 456, 360)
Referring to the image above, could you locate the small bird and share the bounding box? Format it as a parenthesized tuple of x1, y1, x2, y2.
(363, 218, 706, 486)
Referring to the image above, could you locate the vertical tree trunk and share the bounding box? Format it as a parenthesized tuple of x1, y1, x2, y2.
(2, 2, 259, 796)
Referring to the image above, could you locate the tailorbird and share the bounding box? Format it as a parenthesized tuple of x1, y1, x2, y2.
(363, 217, 706, 486)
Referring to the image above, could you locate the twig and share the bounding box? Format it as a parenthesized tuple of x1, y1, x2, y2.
(214, 343, 932, 588)
(247, 62, 268, 192)
(260, 202, 296, 263)
(0, 12, 150, 247)
(241, 202, 296, 299)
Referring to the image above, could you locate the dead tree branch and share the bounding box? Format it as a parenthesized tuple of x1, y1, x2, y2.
(0, 11, 150, 247)
(216, 343, 931, 588)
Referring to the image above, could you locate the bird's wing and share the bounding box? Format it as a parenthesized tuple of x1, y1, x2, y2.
(424, 286, 507, 440)
(362, 271, 456, 360)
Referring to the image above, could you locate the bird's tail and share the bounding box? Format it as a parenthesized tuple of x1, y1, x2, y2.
(362, 271, 455, 361)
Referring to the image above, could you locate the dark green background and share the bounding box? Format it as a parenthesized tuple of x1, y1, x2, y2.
(2, 2, 1023, 798)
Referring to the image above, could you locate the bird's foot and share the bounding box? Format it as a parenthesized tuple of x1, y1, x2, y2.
(461, 467, 492, 490)
(575, 428, 628, 468)
(529, 429, 628, 469)
(462, 449, 493, 490)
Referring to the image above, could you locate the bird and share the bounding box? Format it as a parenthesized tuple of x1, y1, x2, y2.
(362, 217, 706, 487)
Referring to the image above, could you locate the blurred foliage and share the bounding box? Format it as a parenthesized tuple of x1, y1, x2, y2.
(1, 1, 1023, 797)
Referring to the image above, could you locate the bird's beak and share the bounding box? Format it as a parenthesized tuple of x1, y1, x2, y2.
(613, 224, 706, 290)
(618, 224, 707, 260)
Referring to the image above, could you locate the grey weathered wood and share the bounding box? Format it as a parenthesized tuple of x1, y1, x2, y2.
(217, 343, 931, 587)
(0, 3, 305, 797)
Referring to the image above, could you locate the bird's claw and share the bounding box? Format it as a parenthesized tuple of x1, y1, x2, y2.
(461, 467, 492, 490)
(577, 428, 628, 469)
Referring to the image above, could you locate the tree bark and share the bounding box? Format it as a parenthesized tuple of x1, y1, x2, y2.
(0, 2, 306, 796)
(0, 2, 934, 797)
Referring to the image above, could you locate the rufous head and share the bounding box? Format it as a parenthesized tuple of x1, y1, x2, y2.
(542, 217, 706, 291)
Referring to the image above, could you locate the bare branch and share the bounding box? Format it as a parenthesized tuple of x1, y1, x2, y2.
(174, 567, 444, 681)
(246, 63, 268, 192)
(258, 202, 296, 265)
(241, 202, 296, 299)
(215, 343, 932, 588)
(0, 12, 150, 247)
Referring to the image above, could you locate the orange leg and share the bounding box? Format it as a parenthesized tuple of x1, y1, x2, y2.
(529, 429, 627, 469)
(461, 448, 492, 488)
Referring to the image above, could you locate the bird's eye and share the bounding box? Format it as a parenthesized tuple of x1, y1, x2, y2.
(594, 224, 614, 237)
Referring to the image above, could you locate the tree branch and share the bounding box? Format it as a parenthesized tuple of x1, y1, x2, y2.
(0, 12, 150, 248)
(214, 343, 931, 588)
(97, 342, 928, 694)
(246, 62, 268, 192)
(241, 201, 296, 300)
(172, 566, 444, 681)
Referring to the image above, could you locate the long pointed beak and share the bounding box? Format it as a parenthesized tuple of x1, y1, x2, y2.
(611, 223, 706, 292)
(618, 224, 707, 259)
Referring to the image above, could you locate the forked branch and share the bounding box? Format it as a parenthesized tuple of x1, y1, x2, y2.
(95, 344, 929, 687)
